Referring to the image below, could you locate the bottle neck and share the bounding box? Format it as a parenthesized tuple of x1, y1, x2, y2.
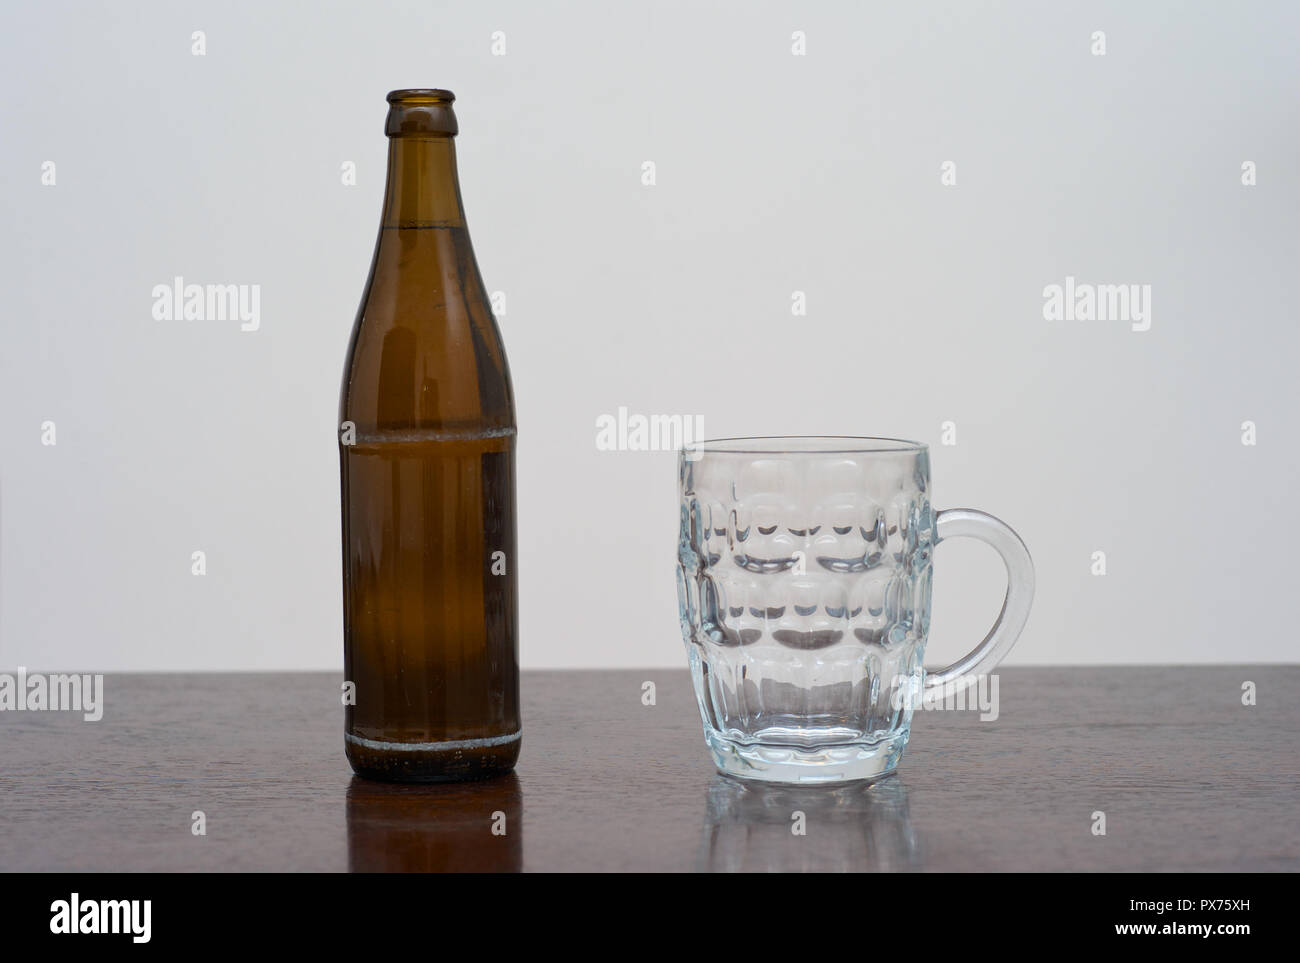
(381, 136, 466, 228)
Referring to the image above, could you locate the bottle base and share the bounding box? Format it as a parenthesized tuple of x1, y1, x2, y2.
(345, 730, 521, 783)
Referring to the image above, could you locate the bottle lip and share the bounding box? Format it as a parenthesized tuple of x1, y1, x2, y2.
(387, 88, 455, 105)
(385, 89, 458, 137)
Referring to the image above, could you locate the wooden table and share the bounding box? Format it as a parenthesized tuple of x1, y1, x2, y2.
(1, 668, 1295, 872)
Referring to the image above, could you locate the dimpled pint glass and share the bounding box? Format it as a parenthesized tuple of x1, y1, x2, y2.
(676, 437, 1034, 784)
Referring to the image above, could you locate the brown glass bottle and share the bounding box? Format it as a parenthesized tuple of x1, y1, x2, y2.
(339, 89, 519, 782)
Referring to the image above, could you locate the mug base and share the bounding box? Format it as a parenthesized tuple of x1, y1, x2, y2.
(705, 728, 908, 785)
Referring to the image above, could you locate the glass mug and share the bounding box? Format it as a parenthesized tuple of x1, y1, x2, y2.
(676, 437, 1033, 784)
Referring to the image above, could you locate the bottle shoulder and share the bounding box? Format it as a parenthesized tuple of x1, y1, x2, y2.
(340, 227, 514, 431)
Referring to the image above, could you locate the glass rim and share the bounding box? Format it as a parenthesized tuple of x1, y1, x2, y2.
(686, 435, 928, 455)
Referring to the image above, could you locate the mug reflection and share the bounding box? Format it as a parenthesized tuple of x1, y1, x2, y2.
(346, 773, 522, 872)
(698, 774, 918, 872)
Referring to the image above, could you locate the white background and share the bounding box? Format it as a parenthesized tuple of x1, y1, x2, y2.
(1, 1, 1296, 670)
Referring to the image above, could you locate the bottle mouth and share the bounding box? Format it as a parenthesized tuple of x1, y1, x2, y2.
(385, 89, 458, 137)
(387, 88, 455, 105)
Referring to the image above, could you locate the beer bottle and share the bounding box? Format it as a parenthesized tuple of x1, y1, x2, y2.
(339, 89, 520, 782)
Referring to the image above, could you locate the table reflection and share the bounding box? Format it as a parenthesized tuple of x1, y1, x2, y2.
(698, 774, 919, 872)
(346, 774, 522, 872)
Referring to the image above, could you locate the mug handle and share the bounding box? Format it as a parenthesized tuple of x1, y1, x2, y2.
(923, 508, 1035, 697)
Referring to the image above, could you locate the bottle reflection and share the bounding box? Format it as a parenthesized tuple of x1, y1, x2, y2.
(346, 774, 522, 872)
(698, 774, 919, 872)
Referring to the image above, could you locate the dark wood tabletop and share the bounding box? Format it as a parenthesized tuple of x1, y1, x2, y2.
(1, 667, 1295, 872)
